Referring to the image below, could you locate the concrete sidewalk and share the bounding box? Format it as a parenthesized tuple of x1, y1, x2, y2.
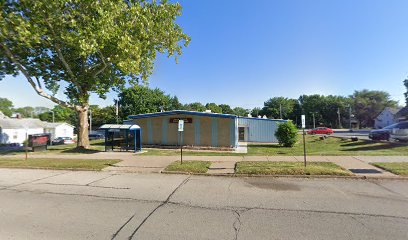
(1, 152, 406, 177)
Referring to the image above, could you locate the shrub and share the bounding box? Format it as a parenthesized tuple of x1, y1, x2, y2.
(275, 121, 298, 147)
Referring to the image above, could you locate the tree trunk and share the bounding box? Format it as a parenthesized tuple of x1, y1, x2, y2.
(76, 106, 90, 149)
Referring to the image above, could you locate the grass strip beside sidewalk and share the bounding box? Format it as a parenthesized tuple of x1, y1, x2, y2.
(0, 158, 120, 171)
(164, 161, 211, 173)
(236, 161, 352, 176)
(371, 162, 408, 176)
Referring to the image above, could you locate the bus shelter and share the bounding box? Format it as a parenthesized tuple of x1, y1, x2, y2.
(99, 124, 142, 153)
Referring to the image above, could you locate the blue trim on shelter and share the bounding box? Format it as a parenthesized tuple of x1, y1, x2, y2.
(211, 118, 218, 147)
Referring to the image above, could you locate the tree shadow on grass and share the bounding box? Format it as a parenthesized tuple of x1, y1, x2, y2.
(250, 144, 282, 148)
(340, 142, 401, 152)
(60, 148, 102, 154)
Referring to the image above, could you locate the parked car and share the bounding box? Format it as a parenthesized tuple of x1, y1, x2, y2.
(307, 127, 334, 135)
(368, 123, 397, 141)
(89, 133, 104, 140)
(52, 137, 76, 145)
(390, 121, 408, 142)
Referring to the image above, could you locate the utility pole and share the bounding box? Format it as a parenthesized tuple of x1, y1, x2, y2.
(349, 105, 352, 131)
(312, 113, 316, 129)
(279, 104, 282, 119)
(115, 100, 119, 124)
(337, 108, 342, 129)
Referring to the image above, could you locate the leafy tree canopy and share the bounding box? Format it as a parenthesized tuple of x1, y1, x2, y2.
(119, 85, 179, 118)
(260, 97, 298, 119)
(205, 103, 222, 113)
(233, 107, 249, 117)
(219, 104, 234, 114)
(351, 89, 397, 128)
(0, 0, 190, 147)
(0, 97, 13, 116)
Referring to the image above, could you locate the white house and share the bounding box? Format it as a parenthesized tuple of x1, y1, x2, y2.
(44, 122, 74, 140)
(374, 107, 401, 129)
(0, 118, 45, 144)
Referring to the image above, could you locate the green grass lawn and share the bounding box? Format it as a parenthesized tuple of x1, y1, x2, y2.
(248, 136, 408, 156)
(371, 162, 408, 176)
(2, 135, 407, 157)
(236, 161, 352, 176)
(164, 161, 211, 173)
(0, 157, 120, 170)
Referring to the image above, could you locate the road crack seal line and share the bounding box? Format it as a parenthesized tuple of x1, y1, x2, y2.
(232, 210, 242, 240)
(126, 176, 191, 240)
(2, 171, 69, 190)
(367, 180, 407, 198)
(34, 182, 130, 190)
(86, 174, 117, 186)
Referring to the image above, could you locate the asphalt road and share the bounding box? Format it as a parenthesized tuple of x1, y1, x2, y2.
(0, 169, 407, 240)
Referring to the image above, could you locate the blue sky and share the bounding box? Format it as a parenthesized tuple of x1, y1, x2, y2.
(1, 0, 408, 109)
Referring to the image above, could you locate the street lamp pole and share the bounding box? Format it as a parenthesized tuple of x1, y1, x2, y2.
(349, 105, 352, 131)
(50, 111, 54, 123)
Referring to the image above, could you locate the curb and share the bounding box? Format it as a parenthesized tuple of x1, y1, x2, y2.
(0, 166, 101, 172)
(160, 170, 408, 180)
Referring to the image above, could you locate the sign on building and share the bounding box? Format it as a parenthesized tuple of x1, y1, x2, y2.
(178, 120, 184, 132)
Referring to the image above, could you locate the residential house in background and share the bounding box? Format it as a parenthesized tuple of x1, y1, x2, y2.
(0, 118, 74, 145)
(395, 107, 408, 122)
(374, 107, 402, 129)
(44, 122, 74, 140)
(0, 118, 45, 144)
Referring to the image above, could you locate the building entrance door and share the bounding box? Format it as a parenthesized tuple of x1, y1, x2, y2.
(238, 127, 245, 141)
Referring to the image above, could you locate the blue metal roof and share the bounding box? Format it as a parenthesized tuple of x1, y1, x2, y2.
(128, 110, 289, 122)
(237, 116, 288, 122)
(128, 110, 237, 119)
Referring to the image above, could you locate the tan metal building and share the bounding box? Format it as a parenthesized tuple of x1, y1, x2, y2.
(125, 110, 285, 148)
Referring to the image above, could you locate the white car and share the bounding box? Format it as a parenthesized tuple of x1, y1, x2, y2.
(390, 121, 408, 142)
(52, 137, 76, 145)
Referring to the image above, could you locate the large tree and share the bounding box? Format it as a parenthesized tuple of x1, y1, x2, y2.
(119, 85, 178, 118)
(260, 97, 298, 120)
(205, 103, 222, 113)
(0, 0, 190, 148)
(352, 90, 397, 128)
(0, 97, 13, 116)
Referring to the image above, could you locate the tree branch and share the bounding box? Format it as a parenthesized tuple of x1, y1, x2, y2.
(92, 50, 108, 78)
(0, 42, 74, 109)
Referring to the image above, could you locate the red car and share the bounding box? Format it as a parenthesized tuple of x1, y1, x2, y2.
(307, 127, 334, 135)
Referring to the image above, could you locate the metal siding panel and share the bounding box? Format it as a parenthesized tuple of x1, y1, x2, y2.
(229, 119, 235, 147)
(194, 117, 200, 146)
(161, 118, 168, 145)
(239, 118, 285, 143)
(147, 119, 153, 144)
(211, 118, 218, 147)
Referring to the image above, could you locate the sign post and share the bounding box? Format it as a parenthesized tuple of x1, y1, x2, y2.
(178, 120, 184, 164)
(301, 115, 307, 167)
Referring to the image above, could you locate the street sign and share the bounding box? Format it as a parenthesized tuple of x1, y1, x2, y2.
(178, 119, 184, 132)
(301, 115, 306, 129)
